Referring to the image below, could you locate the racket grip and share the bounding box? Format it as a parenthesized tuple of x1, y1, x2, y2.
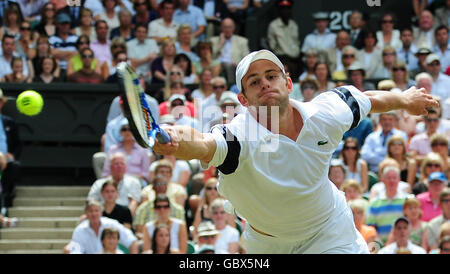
(156, 129, 171, 144)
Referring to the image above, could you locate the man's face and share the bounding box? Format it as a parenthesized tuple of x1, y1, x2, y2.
(382, 170, 400, 192)
(156, 166, 172, 181)
(315, 19, 328, 32)
(96, 22, 109, 39)
(135, 26, 147, 41)
(379, 114, 395, 132)
(329, 166, 345, 186)
(436, 28, 449, 47)
(221, 19, 235, 39)
(417, 78, 432, 93)
(394, 221, 410, 243)
(419, 11, 434, 31)
(428, 179, 446, 196)
(153, 179, 168, 194)
(162, 3, 175, 19)
(102, 233, 119, 251)
(110, 157, 126, 179)
(212, 80, 227, 96)
(238, 60, 292, 111)
(400, 30, 413, 47)
(86, 205, 102, 223)
(57, 22, 71, 34)
(349, 12, 362, 29)
(336, 32, 350, 49)
(426, 60, 441, 77)
(2, 37, 15, 55)
(424, 113, 440, 134)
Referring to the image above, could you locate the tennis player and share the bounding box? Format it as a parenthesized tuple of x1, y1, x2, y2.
(153, 50, 438, 253)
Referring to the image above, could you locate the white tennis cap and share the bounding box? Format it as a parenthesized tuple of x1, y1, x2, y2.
(235, 50, 285, 92)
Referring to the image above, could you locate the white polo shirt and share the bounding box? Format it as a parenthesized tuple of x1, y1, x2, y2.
(204, 85, 371, 241)
(69, 217, 137, 254)
(88, 175, 142, 206)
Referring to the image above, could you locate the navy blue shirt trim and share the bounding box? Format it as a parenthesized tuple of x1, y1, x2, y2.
(330, 87, 361, 130)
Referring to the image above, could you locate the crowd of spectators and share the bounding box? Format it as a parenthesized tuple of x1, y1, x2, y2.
(1, 0, 450, 255)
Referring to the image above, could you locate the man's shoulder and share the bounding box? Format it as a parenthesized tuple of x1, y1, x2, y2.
(123, 175, 141, 185)
(233, 35, 248, 43)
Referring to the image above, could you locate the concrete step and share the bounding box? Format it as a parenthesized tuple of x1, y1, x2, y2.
(8, 207, 84, 218)
(0, 249, 63, 254)
(14, 217, 80, 228)
(0, 228, 73, 240)
(14, 197, 87, 207)
(0, 239, 69, 250)
(16, 186, 91, 198)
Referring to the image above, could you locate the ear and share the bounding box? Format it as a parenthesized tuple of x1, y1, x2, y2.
(286, 76, 293, 95)
(237, 92, 248, 107)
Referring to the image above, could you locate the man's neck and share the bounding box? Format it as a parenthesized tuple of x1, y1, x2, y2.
(396, 239, 408, 248)
(440, 43, 448, 52)
(90, 221, 101, 235)
(386, 190, 397, 199)
(403, 43, 411, 51)
(98, 38, 107, 44)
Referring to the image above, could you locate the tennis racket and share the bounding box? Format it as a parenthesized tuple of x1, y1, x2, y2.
(116, 62, 170, 148)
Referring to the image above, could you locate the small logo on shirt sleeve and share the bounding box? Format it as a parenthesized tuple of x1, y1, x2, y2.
(317, 140, 328, 146)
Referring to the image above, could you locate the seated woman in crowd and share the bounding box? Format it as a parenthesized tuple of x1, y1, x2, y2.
(413, 152, 445, 196)
(31, 36, 61, 78)
(429, 133, 450, 179)
(174, 53, 199, 85)
(99, 227, 123, 254)
(386, 135, 417, 189)
(313, 61, 335, 92)
(340, 137, 369, 193)
(105, 37, 127, 78)
(142, 194, 188, 254)
(0, 5, 22, 40)
(102, 120, 151, 187)
(151, 38, 177, 84)
(191, 178, 220, 239)
(193, 41, 221, 78)
(175, 24, 200, 63)
(332, 46, 359, 81)
(100, 181, 133, 230)
(391, 60, 415, 90)
(376, 12, 401, 50)
(1, 57, 32, 83)
(32, 2, 57, 38)
(95, 0, 120, 36)
(66, 35, 102, 77)
(299, 48, 319, 81)
(74, 8, 97, 42)
(159, 81, 197, 118)
(16, 21, 37, 61)
(357, 28, 382, 79)
(33, 55, 61, 83)
(144, 224, 180, 254)
(191, 68, 214, 102)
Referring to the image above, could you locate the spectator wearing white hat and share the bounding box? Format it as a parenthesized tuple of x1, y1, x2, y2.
(301, 11, 336, 53)
(205, 91, 242, 130)
(425, 53, 450, 101)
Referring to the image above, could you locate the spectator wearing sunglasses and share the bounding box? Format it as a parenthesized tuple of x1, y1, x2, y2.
(376, 12, 401, 50)
(429, 133, 450, 177)
(372, 46, 397, 79)
(142, 194, 188, 253)
(413, 152, 445, 196)
(409, 108, 441, 163)
(391, 61, 416, 90)
(67, 34, 102, 77)
(67, 47, 104, 83)
(192, 178, 220, 239)
(340, 137, 369, 193)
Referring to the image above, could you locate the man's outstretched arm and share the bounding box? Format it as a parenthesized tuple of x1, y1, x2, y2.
(364, 87, 438, 115)
(153, 125, 217, 163)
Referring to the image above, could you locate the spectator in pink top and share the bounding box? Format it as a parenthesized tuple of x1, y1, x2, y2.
(102, 119, 151, 187)
(417, 172, 448, 222)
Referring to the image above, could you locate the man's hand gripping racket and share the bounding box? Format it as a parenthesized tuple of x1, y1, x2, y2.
(116, 62, 171, 148)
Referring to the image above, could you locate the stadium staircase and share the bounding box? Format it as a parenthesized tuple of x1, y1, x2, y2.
(0, 186, 90, 254)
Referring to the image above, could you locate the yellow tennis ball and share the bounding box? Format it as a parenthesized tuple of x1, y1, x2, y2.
(16, 90, 44, 116)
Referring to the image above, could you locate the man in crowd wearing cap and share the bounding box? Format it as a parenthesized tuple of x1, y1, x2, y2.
(168, 94, 201, 131)
(194, 221, 220, 253)
(432, 25, 450, 72)
(397, 27, 419, 73)
(423, 187, 450, 251)
(267, 0, 300, 80)
(301, 11, 337, 53)
(366, 166, 412, 244)
(417, 172, 448, 222)
(347, 62, 376, 92)
(361, 111, 408, 173)
(0, 89, 21, 209)
(425, 53, 450, 101)
(377, 217, 427, 254)
(152, 49, 437, 253)
(410, 47, 432, 78)
(49, 13, 78, 76)
(206, 91, 242, 130)
(210, 17, 249, 85)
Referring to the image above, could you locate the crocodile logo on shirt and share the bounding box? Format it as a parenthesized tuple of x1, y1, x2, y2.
(317, 140, 328, 146)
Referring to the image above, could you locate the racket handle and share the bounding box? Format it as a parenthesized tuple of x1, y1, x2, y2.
(156, 128, 171, 144)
